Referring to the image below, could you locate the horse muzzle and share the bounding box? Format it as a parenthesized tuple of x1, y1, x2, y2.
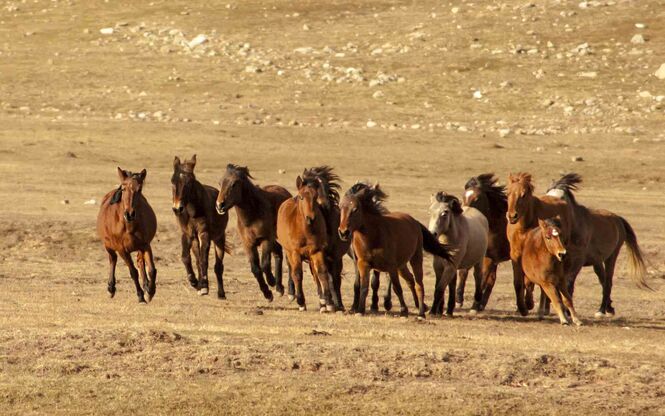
(338, 228, 350, 241)
(508, 213, 519, 224)
(124, 211, 136, 222)
(555, 250, 567, 262)
(172, 204, 184, 215)
(216, 202, 227, 215)
(305, 216, 314, 226)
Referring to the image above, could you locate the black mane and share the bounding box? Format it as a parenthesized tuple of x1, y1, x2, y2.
(465, 173, 507, 212)
(226, 164, 254, 181)
(345, 182, 389, 214)
(302, 166, 341, 205)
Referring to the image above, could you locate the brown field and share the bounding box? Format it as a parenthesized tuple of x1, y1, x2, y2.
(1, 0, 665, 414)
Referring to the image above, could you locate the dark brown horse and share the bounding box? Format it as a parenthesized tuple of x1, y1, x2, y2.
(338, 182, 452, 318)
(97, 168, 157, 303)
(277, 174, 339, 312)
(458, 173, 511, 310)
(506, 172, 576, 316)
(522, 217, 582, 325)
(545, 173, 650, 316)
(216, 164, 291, 299)
(172, 155, 230, 298)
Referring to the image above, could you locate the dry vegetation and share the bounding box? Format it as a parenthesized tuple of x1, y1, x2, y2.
(1, 0, 665, 414)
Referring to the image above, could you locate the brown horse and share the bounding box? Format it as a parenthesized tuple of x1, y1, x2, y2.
(522, 217, 582, 325)
(546, 173, 650, 316)
(172, 155, 230, 298)
(506, 172, 576, 316)
(277, 174, 340, 312)
(459, 173, 511, 310)
(338, 182, 452, 318)
(97, 167, 157, 303)
(216, 164, 291, 299)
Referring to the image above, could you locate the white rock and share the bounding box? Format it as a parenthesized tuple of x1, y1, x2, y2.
(245, 65, 261, 73)
(635, 23, 647, 29)
(451, 7, 460, 13)
(372, 90, 385, 99)
(188, 34, 208, 49)
(498, 128, 511, 138)
(302, 24, 310, 31)
(84, 199, 97, 205)
(366, 120, 377, 128)
(638, 91, 651, 98)
(473, 90, 483, 99)
(631, 34, 645, 44)
(100, 28, 114, 35)
(278, 169, 286, 174)
(294, 47, 313, 54)
(654, 64, 665, 80)
(578, 71, 597, 78)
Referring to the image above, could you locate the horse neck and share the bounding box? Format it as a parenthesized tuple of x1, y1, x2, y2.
(235, 180, 266, 224)
(353, 210, 381, 247)
(515, 194, 538, 229)
(189, 179, 210, 214)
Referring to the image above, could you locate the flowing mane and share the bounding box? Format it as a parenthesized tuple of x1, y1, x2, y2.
(465, 173, 507, 211)
(346, 182, 389, 215)
(226, 164, 254, 181)
(547, 173, 582, 206)
(508, 172, 534, 194)
(302, 166, 341, 205)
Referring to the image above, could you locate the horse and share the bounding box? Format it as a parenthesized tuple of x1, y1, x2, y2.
(97, 167, 157, 303)
(458, 173, 511, 310)
(277, 173, 341, 312)
(522, 217, 582, 325)
(506, 172, 577, 316)
(216, 164, 291, 299)
(545, 173, 650, 317)
(338, 182, 452, 318)
(428, 192, 488, 316)
(172, 155, 230, 298)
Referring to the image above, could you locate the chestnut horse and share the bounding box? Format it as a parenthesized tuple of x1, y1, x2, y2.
(216, 164, 291, 299)
(277, 174, 340, 312)
(97, 168, 157, 303)
(428, 192, 488, 316)
(172, 155, 230, 298)
(546, 173, 650, 316)
(506, 172, 577, 316)
(522, 217, 582, 325)
(458, 173, 511, 310)
(338, 183, 452, 318)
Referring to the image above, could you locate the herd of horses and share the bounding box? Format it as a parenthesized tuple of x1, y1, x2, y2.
(96, 156, 651, 325)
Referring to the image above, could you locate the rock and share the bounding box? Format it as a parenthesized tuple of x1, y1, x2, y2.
(631, 34, 646, 44)
(451, 7, 460, 13)
(100, 28, 114, 35)
(571, 156, 584, 162)
(498, 128, 511, 138)
(411, 124, 421, 129)
(366, 120, 377, 128)
(654, 64, 665, 80)
(372, 90, 384, 99)
(302, 24, 310, 31)
(65, 151, 77, 158)
(84, 199, 97, 205)
(61, 199, 70, 205)
(245, 65, 261, 73)
(278, 169, 286, 174)
(473, 90, 483, 99)
(187, 34, 208, 49)
(638, 91, 651, 98)
(635, 23, 647, 29)
(578, 71, 597, 78)
(294, 47, 313, 54)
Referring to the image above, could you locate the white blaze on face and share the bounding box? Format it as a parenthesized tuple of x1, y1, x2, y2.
(546, 189, 564, 199)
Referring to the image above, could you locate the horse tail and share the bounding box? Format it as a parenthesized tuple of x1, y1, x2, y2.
(619, 216, 651, 290)
(419, 223, 453, 262)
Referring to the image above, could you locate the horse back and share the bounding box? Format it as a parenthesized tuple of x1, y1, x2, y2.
(358, 212, 421, 268)
(262, 184, 292, 216)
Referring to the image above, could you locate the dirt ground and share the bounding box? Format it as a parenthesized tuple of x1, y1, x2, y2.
(1, 0, 665, 414)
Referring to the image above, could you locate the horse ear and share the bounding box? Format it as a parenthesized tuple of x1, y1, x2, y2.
(139, 169, 147, 181)
(190, 154, 197, 167)
(117, 167, 128, 181)
(296, 176, 303, 189)
(451, 198, 463, 215)
(174, 156, 181, 168)
(537, 219, 547, 230)
(110, 186, 122, 205)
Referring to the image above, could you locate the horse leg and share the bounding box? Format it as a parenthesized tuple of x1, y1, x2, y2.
(247, 244, 272, 302)
(213, 242, 226, 299)
(603, 248, 621, 316)
(273, 242, 285, 296)
(480, 257, 497, 310)
(190, 237, 202, 289)
(389, 271, 408, 317)
(446, 272, 457, 316)
(260, 239, 276, 287)
(430, 257, 445, 316)
(144, 245, 157, 302)
(511, 259, 528, 316)
(558, 283, 582, 326)
(137, 251, 148, 297)
(106, 248, 117, 298)
(370, 269, 380, 313)
(525, 280, 535, 311)
(409, 251, 426, 319)
(355, 260, 372, 315)
(471, 263, 484, 312)
(383, 274, 393, 311)
(348, 249, 360, 314)
(308, 262, 323, 308)
(197, 232, 211, 296)
(456, 269, 468, 308)
(540, 281, 569, 325)
(119, 251, 145, 303)
(286, 251, 305, 311)
(331, 256, 345, 311)
(287, 263, 295, 301)
(312, 252, 335, 312)
(399, 265, 422, 310)
(181, 234, 197, 288)
(593, 262, 608, 318)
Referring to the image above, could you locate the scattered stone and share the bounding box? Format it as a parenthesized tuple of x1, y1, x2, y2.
(451, 7, 460, 14)
(631, 34, 646, 44)
(294, 47, 313, 54)
(578, 71, 597, 78)
(571, 156, 584, 162)
(61, 199, 70, 205)
(635, 23, 647, 29)
(473, 90, 483, 99)
(638, 91, 651, 98)
(84, 199, 97, 205)
(187, 34, 208, 49)
(366, 120, 377, 128)
(302, 24, 310, 31)
(498, 128, 511, 138)
(278, 169, 286, 174)
(372, 90, 385, 99)
(306, 329, 331, 336)
(65, 151, 77, 158)
(99, 28, 114, 35)
(245, 65, 261, 73)
(654, 64, 665, 80)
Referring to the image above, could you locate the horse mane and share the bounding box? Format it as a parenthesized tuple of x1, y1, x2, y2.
(302, 166, 341, 205)
(226, 164, 254, 180)
(509, 172, 534, 194)
(465, 173, 507, 211)
(547, 173, 581, 206)
(346, 182, 389, 214)
(434, 192, 463, 215)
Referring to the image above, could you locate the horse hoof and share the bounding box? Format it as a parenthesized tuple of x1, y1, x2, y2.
(108, 289, 116, 298)
(217, 293, 226, 300)
(298, 306, 306, 312)
(594, 311, 606, 318)
(138, 299, 147, 304)
(288, 294, 295, 302)
(417, 315, 425, 321)
(198, 288, 209, 296)
(266, 275, 276, 287)
(400, 309, 409, 318)
(276, 285, 285, 296)
(146, 293, 153, 303)
(265, 291, 274, 302)
(574, 320, 583, 326)
(383, 300, 392, 312)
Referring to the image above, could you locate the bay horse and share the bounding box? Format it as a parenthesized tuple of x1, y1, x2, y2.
(97, 167, 157, 303)
(506, 172, 577, 316)
(546, 173, 650, 316)
(277, 173, 340, 312)
(338, 182, 452, 318)
(458, 173, 511, 310)
(522, 217, 582, 325)
(428, 192, 488, 316)
(172, 155, 230, 298)
(216, 164, 291, 299)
